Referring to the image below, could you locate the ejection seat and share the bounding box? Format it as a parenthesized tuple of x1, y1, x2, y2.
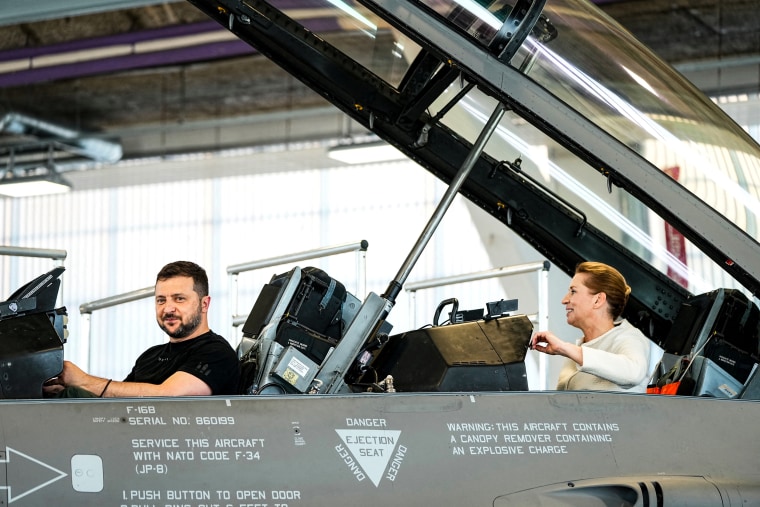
(0, 267, 67, 398)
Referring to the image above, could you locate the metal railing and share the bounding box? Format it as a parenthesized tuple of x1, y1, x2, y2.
(76, 240, 370, 370)
(227, 240, 369, 336)
(0, 245, 67, 262)
(79, 287, 155, 372)
(405, 260, 551, 389)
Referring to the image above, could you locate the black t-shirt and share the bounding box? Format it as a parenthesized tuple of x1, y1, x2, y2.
(124, 330, 240, 395)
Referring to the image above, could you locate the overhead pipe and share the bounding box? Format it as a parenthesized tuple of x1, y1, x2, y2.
(0, 112, 122, 165)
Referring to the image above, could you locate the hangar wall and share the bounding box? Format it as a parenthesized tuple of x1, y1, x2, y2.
(1, 155, 520, 385)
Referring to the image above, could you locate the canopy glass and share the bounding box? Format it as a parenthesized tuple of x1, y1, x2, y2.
(292, 0, 760, 294)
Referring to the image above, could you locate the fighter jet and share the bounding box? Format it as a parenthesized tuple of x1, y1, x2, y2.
(1, 0, 759, 505)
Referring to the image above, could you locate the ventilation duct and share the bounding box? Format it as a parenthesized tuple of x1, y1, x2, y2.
(0, 112, 122, 178)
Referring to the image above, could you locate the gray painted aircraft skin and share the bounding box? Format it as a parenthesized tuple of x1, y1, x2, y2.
(4, 0, 760, 505)
(1, 392, 758, 506)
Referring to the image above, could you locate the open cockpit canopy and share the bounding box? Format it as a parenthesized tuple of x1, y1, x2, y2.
(187, 0, 760, 339)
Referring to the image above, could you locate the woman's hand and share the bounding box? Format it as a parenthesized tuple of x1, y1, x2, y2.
(531, 330, 583, 365)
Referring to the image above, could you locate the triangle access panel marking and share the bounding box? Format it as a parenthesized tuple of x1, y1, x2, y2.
(335, 429, 402, 487)
(2, 447, 68, 503)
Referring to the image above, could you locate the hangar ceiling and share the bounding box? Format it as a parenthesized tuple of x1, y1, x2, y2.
(0, 0, 758, 188)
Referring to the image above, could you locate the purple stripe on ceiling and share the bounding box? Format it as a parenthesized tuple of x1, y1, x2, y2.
(0, 0, 345, 63)
(0, 21, 224, 63)
(0, 0, 622, 61)
(0, 40, 255, 88)
(0, 16, 343, 88)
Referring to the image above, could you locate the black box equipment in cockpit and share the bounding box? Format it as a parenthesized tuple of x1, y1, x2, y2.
(0, 267, 67, 398)
(241, 266, 358, 364)
(0, 312, 64, 398)
(365, 314, 533, 392)
(663, 288, 759, 384)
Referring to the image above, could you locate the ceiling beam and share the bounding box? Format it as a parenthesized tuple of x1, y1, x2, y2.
(0, 0, 620, 28)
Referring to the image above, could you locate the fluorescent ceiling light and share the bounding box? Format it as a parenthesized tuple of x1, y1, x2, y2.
(0, 174, 72, 198)
(327, 142, 406, 164)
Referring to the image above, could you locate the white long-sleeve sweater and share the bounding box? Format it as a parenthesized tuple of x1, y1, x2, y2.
(556, 319, 651, 393)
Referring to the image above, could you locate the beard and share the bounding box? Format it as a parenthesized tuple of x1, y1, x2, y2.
(158, 302, 203, 339)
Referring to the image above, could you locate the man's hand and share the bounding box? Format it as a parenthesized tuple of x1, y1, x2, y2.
(44, 360, 213, 397)
(103, 372, 212, 397)
(42, 376, 65, 396)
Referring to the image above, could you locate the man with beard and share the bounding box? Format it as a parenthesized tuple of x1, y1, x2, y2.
(46, 261, 240, 397)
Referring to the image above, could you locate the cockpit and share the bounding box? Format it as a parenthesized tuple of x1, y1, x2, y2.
(4, 261, 757, 402)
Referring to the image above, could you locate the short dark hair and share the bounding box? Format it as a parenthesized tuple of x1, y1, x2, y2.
(156, 261, 209, 298)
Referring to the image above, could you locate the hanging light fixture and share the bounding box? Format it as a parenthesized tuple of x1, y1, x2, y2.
(0, 156, 72, 198)
(0, 112, 123, 198)
(0, 172, 72, 197)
